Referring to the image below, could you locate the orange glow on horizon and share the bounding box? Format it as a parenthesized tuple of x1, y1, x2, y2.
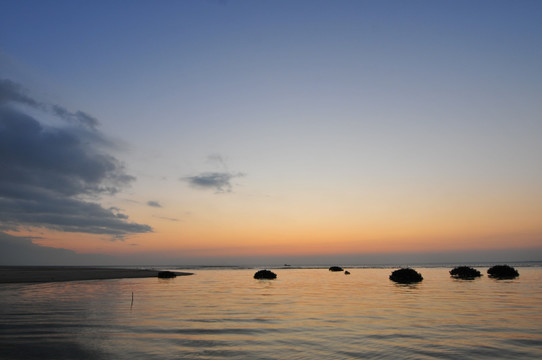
(8, 186, 542, 260)
(13, 222, 542, 260)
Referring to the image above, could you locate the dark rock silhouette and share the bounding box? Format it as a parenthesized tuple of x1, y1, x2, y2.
(329, 266, 344, 272)
(254, 269, 277, 280)
(157, 271, 177, 279)
(450, 266, 482, 280)
(344, 270, 350, 275)
(487, 264, 519, 279)
(389, 268, 423, 284)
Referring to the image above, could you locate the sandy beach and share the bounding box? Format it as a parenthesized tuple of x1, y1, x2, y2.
(0, 266, 193, 283)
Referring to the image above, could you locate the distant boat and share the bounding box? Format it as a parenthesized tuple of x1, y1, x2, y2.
(284, 264, 291, 267)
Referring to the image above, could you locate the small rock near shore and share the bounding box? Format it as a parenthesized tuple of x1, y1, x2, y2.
(487, 265, 519, 279)
(450, 266, 482, 280)
(254, 269, 277, 280)
(389, 268, 423, 284)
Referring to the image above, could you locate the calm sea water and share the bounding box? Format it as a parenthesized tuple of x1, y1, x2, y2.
(1, 266, 542, 359)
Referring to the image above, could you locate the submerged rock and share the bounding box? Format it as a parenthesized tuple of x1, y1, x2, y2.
(329, 266, 344, 272)
(157, 271, 177, 279)
(450, 266, 482, 280)
(487, 265, 519, 279)
(254, 269, 277, 280)
(389, 268, 423, 284)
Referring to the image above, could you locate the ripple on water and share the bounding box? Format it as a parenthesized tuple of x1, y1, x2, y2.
(1, 268, 542, 359)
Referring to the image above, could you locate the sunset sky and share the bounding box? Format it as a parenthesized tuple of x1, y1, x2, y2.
(1, 0, 541, 265)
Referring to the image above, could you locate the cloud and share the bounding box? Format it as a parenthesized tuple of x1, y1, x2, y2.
(0, 231, 114, 265)
(152, 215, 179, 222)
(0, 79, 151, 238)
(206, 153, 227, 168)
(183, 172, 244, 193)
(0, 78, 42, 107)
(147, 200, 162, 208)
(183, 154, 245, 193)
(0, 78, 98, 129)
(52, 105, 100, 129)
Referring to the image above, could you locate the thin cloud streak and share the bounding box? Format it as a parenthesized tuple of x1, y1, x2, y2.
(152, 215, 180, 222)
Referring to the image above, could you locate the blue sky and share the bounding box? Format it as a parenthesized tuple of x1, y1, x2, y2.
(1, 0, 541, 265)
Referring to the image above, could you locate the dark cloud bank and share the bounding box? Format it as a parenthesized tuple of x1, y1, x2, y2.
(0, 78, 151, 240)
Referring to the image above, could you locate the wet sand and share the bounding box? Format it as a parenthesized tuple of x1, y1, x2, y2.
(0, 266, 193, 283)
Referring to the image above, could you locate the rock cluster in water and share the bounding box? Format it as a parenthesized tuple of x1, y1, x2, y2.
(157, 271, 177, 279)
(389, 268, 423, 284)
(254, 269, 277, 280)
(450, 266, 482, 280)
(487, 265, 519, 279)
(246, 264, 521, 282)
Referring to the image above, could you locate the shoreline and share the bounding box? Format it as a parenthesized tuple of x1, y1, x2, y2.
(0, 266, 193, 284)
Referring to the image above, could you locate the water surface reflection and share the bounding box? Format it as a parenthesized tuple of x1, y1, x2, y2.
(1, 268, 542, 359)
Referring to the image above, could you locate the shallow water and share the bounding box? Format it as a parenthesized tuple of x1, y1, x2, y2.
(1, 267, 542, 359)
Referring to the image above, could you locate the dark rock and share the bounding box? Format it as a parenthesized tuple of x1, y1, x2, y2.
(329, 266, 344, 272)
(254, 269, 277, 280)
(344, 271, 350, 275)
(389, 268, 423, 284)
(487, 265, 519, 279)
(157, 271, 177, 279)
(450, 266, 482, 280)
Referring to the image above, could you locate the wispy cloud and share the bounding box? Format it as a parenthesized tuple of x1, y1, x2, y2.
(147, 200, 162, 208)
(51, 105, 99, 129)
(206, 153, 227, 168)
(183, 172, 244, 193)
(1, 78, 99, 129)
(183, 154, 245, 193)
(0, 78, 151, 238)
(152, 215, 179, 222)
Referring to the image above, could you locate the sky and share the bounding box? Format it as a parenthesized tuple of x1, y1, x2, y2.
(1, 0, 541, 265)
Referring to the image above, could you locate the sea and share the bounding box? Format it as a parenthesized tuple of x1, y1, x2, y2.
(1, 263, 542, 359)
